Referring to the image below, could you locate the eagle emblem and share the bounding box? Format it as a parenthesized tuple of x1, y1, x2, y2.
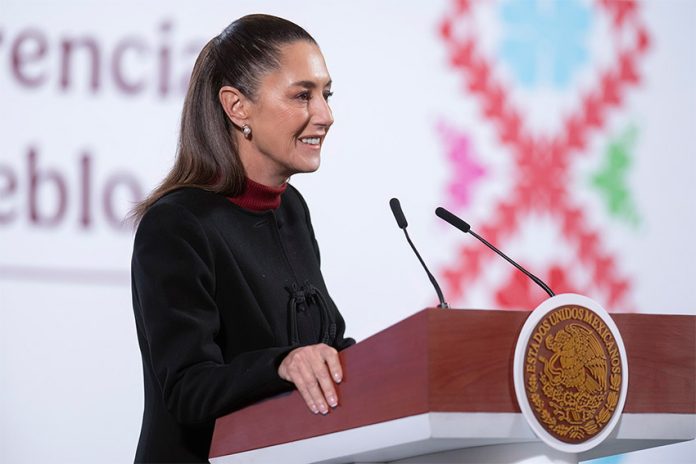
(543, 323, 607, 396)
(522, 304, 623, 443)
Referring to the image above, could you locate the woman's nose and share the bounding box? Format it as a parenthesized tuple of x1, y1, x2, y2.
(311, 96, 334, 128)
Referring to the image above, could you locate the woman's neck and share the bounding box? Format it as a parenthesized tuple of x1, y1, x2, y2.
(238, 143, 289, 188)
(227, 177, 288, 211)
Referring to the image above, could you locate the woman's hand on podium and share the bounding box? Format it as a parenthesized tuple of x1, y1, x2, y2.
(278, 343, 343, 415)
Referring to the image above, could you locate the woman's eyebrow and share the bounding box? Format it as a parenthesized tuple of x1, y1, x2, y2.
(290, 79, 333, 89)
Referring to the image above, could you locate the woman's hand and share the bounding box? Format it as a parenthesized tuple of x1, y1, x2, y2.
(278, 343, 343, 415)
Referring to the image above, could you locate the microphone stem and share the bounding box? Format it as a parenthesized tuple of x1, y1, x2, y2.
(468, 230, 555, 298)
(403, 229, 449, 308)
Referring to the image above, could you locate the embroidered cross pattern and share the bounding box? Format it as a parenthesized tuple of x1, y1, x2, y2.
(437, 0, 649, 310)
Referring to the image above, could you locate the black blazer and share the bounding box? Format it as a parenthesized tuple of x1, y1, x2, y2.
(131, 186, 353, 463)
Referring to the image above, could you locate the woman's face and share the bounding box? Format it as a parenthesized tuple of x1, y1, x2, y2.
(241, 41, 334, 185)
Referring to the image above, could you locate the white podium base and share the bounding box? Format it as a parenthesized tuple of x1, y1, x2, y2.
(210, 412, 695, 464)
(382, 442, 577, 464)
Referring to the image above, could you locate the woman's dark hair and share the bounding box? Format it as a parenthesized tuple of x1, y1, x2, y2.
(130, 14, 317, 223)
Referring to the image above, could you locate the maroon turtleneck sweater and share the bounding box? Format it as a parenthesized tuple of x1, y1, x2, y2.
(227, 178, 288, 211)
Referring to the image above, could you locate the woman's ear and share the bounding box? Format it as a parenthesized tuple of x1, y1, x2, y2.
(219, 86, 250, 128)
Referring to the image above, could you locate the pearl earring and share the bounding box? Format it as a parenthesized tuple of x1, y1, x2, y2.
(242, 125, 252, 139)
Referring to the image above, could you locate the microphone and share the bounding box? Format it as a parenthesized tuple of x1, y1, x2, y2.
(390, 198, 449, 309)
(435, 207, 555, 298)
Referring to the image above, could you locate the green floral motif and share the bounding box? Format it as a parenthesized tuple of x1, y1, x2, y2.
(590, 126, 640, 227)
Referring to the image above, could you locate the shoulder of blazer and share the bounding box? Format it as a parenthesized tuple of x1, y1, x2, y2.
(154, 187, 229, 214)
(283, 183, 321, 263)
(284, 183, 312, 218)
(134, 188, 229, 244)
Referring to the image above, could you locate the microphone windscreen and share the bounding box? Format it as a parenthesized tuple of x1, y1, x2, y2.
(435, 207, 471, 233)
(389, 198, 408, 229)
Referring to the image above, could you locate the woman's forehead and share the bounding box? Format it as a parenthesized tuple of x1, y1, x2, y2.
(272, 41, 331, 86)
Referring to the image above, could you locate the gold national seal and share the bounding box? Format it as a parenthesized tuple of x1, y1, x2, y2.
(523, 304, 623, 444)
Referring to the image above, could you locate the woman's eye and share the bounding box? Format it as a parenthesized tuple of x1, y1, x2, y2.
(295, 90, 333, 102)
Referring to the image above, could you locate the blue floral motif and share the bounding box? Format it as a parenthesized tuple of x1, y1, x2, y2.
(499, 0, 592, 88)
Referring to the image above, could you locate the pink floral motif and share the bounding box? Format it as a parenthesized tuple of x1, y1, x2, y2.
(437, 121, 487, 211)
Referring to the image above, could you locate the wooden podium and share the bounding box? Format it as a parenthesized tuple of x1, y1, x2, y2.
(209, 309, 695, 463)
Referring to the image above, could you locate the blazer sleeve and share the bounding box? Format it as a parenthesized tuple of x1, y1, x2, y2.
(132, 202, 294, 425)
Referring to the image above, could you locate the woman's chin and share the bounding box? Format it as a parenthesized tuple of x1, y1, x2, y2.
(296, 155, 322, 174)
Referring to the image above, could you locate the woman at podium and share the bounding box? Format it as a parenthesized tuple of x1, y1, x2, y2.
(129, 14, 354, 463)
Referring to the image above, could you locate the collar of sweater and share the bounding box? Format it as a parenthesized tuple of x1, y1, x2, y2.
(227, 178, 288, 211)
